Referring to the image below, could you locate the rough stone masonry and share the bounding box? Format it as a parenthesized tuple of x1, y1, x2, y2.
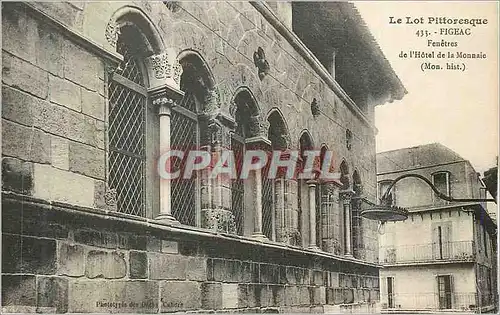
(1, 1, 405, 313)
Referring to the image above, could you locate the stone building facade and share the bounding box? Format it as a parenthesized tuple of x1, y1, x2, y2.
(2, 1, 405, 313)
(377, 144, 498, 313)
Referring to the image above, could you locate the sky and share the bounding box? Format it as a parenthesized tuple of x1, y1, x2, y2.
(355, 1, 498, 174)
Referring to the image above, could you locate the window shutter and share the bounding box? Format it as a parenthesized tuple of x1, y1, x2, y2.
(435, 275, 442, 309)
(446, 172, 451, 196)
(443, 222, 452, 258)
(449, 275, 455, 308)
(432, 224, 439, 259)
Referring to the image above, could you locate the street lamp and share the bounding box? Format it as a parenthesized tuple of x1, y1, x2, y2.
(354, 173, 496, 233)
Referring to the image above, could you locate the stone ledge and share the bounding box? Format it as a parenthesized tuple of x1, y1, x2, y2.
(2, 191, 381, 272)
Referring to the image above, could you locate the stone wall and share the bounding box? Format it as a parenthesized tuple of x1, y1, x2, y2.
(377, 160, 479, 209)
(2, 1, 384, 312)
(2, 194, 380, 313)
(2, 1, 379, 264)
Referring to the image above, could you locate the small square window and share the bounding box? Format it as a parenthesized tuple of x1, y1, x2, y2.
(432, 172, 451, 204)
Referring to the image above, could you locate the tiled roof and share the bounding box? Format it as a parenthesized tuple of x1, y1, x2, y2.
(377, 143, 466, 174)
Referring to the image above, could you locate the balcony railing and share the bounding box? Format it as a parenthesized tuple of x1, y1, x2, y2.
(380, 241, 475, 265)
(381, 292, 485, 311)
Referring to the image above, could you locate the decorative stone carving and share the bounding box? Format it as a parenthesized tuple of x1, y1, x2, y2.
(202, 88, 221, 116)
(153, 96, 175, 108)
(145, 49, 183, 92)
(340, 189, 354, 205)
(346, 129, 353, 151)
(150, 53, 168, 79)
(322, 239, 341, 256)
(353, 183, 363, 195)
(322, 182, 339, 195)
(228, 100, 237, 118)
(209, 120, 223, 146)
(280, 134, 291, 149)
(248, 115, 269, 137)
(201, 208, 237, 234)
(104, 188, 118, 210)
(173, 62, 183, 85)
(148, 52, 183, 85)
(311, 98, 320, 117)
(206, 120, 231, 148)
(253, 47, 270, 80)
(340, 173, 350, 190)
(277, 227, 301, 245)
(220, 129, 232, 149)
(105, 20, 120, 48)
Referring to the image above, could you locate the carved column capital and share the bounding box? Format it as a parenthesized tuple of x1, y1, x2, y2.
(149, 80, 184, 117)
(201, 88, 221, 117)
(340, 189, 355, 205)
(155, 98, 176, 116)
(105, 63, 120, 75)
(280, 134, 291, 149)
(322, 182, 340, 195)
(198, 116, 231, 149)
(228, 100, 237, 118)
(105, 20, 120, 48)
(147, 52, 183, 84)
(307, 179, 318, 187)
(153, 96, 175, 107)
(208, 119, 223, 147)
(145, 49, 183, 93)
(248, 115, 269, 138)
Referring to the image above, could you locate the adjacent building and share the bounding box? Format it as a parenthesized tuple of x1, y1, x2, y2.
(377, 143, 498, 313)
(2, 2, 406, 313)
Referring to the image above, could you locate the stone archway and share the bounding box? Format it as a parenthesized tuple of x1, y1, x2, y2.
(105, 5, 165, 53)
(267, 109, 291, 150)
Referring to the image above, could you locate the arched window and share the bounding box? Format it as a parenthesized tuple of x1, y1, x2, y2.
(432, 171, 451, 205)
(108, 24, 152, 217)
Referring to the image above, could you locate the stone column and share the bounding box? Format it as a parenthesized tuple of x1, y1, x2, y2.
(284, 178, 300, 245)
(145, 50, 183, 224)
(275, 177, 285, 242)
(274, 177, 288, 243)
(245, 134, 271, 241)
(154, 97, 178, 223)
(254, 163, 265, 239)
(199, 113, 237, 234)
(340, 189, 354, 257)
(308, 180, 320, 250)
